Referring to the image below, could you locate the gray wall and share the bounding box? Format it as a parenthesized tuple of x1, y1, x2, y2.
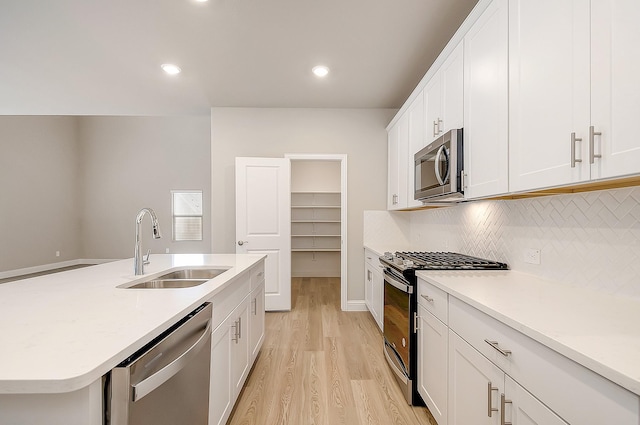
(79, 116, 212, 259)
(0, 115, 212, 272)
(0, 116, 82, 271)
(210, 107, 394, 301)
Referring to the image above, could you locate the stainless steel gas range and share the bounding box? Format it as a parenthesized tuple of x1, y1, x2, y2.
(379, 251, 508, 405)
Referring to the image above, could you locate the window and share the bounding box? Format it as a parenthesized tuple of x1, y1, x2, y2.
(171, 190, 203, 241)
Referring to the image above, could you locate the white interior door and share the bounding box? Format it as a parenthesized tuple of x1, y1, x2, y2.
(235, 157, 291, 311)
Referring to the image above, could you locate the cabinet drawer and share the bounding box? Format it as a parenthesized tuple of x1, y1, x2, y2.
(210, 275, 251, 330)
(250, 262, 265, 291)
(364, 249, 381, 267)
(417, 278, 448, 324)
(449, 297, 639, 425)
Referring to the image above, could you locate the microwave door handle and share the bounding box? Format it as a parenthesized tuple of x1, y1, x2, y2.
(434, 145, 446, 185)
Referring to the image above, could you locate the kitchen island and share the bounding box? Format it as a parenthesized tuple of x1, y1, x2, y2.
(0, 253, 265, 425)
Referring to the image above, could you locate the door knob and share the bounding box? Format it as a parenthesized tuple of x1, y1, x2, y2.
(238, 240, 249, 246)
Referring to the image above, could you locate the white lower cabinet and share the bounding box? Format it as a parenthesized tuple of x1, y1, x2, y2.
(448, 331, 567, 425)
(448, 331, 503, 425)
(249, 279, 265, 363)
(364, 249, 383, 331)
(417, 280, 639, 425)
(209, 311, 233, 425)
(209, 261, 265, 425)
(417, 304, 448, 425)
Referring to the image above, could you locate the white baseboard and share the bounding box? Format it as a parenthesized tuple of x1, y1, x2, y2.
(0, 259, 118, 279)
(345, 300, 368, 311)
(291, 272, 341, 278)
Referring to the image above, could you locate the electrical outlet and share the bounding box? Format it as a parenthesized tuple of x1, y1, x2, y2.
(524, 248, 541, 265)
(55, 251, 60, 257)
(165, 248, 170, 254)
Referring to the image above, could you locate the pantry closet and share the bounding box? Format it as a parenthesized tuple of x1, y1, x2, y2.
(290, 160, 342, 278)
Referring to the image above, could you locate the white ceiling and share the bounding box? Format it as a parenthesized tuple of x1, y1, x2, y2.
(0, 0, 478, 115)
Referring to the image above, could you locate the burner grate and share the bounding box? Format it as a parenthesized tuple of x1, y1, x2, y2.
(395, 251, 508, 270)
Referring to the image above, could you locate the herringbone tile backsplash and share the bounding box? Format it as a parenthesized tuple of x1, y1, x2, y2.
(407, 187, 640, 299)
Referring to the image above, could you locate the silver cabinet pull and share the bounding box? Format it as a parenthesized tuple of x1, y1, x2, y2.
(485, 339, 512, 357)
(252, 297, 257, 315)
(501, 393, 513, 425)
(232, 318, 241, 343)
(487, 382, 499, 417)
(589, 125, 602, 164)
(571, 132, 583, 168)
(433, 120, 439, 137)
(421, 294, 434, 303)
(237, 316, 242, 339)
(437, 118, 443, 135)
(413, 312, 419, 333)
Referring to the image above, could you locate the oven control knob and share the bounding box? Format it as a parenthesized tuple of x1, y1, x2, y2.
(403, 260, 414, 267)
(402, 338, 406, 347)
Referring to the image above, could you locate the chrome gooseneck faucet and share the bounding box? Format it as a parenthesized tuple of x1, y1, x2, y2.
(134, 208, 162, 275)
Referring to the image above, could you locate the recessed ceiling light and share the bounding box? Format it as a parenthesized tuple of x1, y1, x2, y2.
(312, 65, 330, 78)
(161, 64, 181, 75)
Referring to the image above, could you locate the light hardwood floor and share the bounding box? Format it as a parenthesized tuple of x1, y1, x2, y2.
(227, 277, 437, 425)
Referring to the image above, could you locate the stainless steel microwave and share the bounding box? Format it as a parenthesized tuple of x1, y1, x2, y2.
(414, 128, 463, 201)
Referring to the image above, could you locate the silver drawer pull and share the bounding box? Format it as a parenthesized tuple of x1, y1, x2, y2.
(484, 339, 512, 357)
(421, 294, 434, 303)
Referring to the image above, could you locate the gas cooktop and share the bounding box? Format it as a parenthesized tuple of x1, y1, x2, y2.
(380, 251, 508, 272)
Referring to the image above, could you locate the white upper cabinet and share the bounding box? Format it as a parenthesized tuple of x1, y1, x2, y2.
(509, 0, 591, 192)
(591, 0, 640, 180)
(425, 42, 465, 144)
(463, 0, 509, 199)
(407, 91, 426, 208)
(387, 113, 409, 210)
(510, 0, 640, 192)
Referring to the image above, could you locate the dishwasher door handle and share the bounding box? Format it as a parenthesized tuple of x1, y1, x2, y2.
(132, 319, 212, 402)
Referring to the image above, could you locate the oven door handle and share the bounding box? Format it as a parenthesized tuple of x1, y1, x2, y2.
(384, 271, 413, 294)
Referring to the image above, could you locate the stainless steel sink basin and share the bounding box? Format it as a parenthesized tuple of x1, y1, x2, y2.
(156, 268, 227, 280)
(121, 267, 229, 289)
(127, 278, 210, 289)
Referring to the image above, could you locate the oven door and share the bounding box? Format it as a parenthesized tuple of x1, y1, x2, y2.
(383, 268, 412, 384)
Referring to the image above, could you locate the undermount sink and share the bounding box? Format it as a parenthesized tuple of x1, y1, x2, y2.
(122, 268, 229, 289)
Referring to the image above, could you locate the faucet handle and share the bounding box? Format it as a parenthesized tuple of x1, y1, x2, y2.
(143, 249, 151, 265)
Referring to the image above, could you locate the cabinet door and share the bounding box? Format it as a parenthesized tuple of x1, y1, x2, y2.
(250, 282, 265, 363)
(231, 296, 251, 399)
(591, 0, 640, 180)
(418, 305, 448, 425)
(425, 72, 443, 143)
(364, 263, 375, 320)
(407, 91, 426, 208)
(441, 41, 464, 134)
(371, 266, 384, 331)
(463, 0, 509, 199)
(509, 0, 591, 192)
(448, 331, 503, 425)
(504, 376, 568, 425)
(209, 319, 233, 425)
(387, 114, 409, 210)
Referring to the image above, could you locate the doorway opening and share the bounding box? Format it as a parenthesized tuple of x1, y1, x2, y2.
(286, 154, 347, 311)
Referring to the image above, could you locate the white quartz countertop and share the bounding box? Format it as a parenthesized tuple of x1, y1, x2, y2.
(416, 269, 640, 396)
(0, 254, 264, 394)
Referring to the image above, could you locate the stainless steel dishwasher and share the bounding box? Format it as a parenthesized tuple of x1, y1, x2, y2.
(107, 303, 212, 425)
